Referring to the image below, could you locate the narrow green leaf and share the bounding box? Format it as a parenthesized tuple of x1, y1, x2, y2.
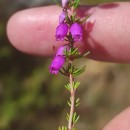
(71, 48, 78, 55)
(75, 102, 80, 107)
(69, 65, 74, 74)
(74, 115, 80, 124)
(74, 82, 80, 89)
(70, 12, 76, 21)
(67, 101, 71, 107)
(59, 126, 67, 130)
(62, 67, 69, 73)
(73, 0, 80, 8)
(83, 51, 90, 57)
(76, 98, 80, 103)
(66, 15, 71, 23)
(73, 112, 77, 123)
(65, 83, 70, 91)
(59, 70, 68, 76)
(66, 113, 70, 121)
(73, 66, 86, 74)
(73, 66, 86, 76)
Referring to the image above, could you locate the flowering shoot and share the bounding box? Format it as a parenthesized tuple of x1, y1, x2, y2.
(49, 0, 91, 130)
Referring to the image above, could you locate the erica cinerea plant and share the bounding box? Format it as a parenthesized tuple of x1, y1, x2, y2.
(49, 0, 90, 130)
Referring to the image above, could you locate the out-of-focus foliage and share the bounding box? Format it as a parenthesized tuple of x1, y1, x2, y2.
(1, 0, 130, 130)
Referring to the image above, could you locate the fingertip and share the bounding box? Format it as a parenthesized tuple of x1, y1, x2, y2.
(7, 6, 62, 56)
(7, 10, 28, 53)
(7, 3, 130, 62)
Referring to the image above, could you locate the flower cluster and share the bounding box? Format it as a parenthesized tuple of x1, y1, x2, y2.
(50, 0, 83, 74)
(56, 13, 83, 42)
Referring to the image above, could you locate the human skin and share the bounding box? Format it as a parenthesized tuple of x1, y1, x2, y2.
(7, 2, 130, 63)
(7, 2, 130, 129)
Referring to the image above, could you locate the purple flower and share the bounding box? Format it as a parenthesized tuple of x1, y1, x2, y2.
(56, 46, 66, 56)
(62, 0, 69, 8)
(56, 23, 68, 41)
(70, 23, 83, 41)
(59, 11, 66, 24)
(49, 56, 65, 74)
(49, 46, 68, 74)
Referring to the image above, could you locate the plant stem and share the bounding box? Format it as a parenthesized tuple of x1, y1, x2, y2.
(68, 4, 75, 127)
(68, 61, 75, 130)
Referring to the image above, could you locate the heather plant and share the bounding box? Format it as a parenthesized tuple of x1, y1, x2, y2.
(49, 0, 90, 130)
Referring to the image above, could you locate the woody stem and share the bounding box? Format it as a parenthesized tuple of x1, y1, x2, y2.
(68, 61, 75, 130)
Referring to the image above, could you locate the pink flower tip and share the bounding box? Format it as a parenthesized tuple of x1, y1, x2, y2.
(59, 11, 66, 24)
(62, 0, 69, 8)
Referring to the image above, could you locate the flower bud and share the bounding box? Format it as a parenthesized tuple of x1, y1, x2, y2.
(59, 11, 66, 24)
(70, 23, 83, 41)
(56, 46, 65, 56)
(56, 45, 69, 56)
(56, 23, 68, 41)
(62, 0, 69, 8)
(49, 56, 65, 74)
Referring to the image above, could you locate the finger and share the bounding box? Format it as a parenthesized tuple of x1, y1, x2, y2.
(7, 3, 130, 62)
(103, 107, 130, 130)
(7, 6, 61, 57)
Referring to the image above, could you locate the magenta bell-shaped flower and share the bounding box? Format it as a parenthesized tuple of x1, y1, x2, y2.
(49, 56, 65, 74)
(59, 11, 66, 24)
(62, 0, 69, 8)
(70, 23, 83, 41)
(49, 46, 67, 74)
(56, 23, 68, 41)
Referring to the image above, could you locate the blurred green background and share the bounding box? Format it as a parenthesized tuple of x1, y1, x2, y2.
(1, 0, 130, 130)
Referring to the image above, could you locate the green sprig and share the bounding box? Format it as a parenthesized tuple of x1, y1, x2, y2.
(73, 112, 80, 124)
(72, 66, 86, 76)
(66, 113, 70, 121)
(75, 98, 80, 107)
(60, 64, 86, 77)
(58, 126, 67, 130)
(65, 83, 71, 91)
(73, 0, 80, 8)
(73, 82, 80, 89)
